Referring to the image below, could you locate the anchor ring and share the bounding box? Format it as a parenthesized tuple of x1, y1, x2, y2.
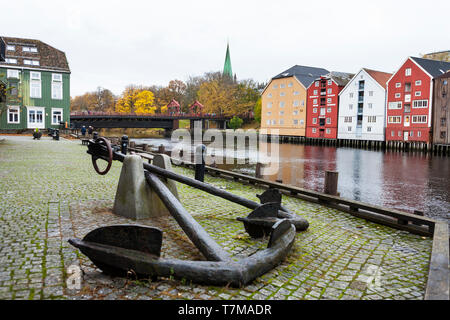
(92, 137, 113, 175)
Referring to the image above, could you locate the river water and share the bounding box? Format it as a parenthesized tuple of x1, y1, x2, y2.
(132, 137, 450, 224)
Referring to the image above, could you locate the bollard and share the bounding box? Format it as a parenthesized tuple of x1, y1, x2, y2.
(93, 132, 99, 140)
(255, 162, 263, 179)
(158, 144, 165, 154)
(129, 141, 135, 149)
(195, 144, 206, 182)
(142, 143, 148, 152)
(324, 171, 339, 196)
(53, 129, 60, 141)
(121, 135, 129, 154)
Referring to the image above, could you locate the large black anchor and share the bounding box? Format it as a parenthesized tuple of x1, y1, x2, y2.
(68, 137, 309, 286)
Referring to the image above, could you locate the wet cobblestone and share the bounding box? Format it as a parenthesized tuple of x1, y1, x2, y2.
(0, 136, 432, 300)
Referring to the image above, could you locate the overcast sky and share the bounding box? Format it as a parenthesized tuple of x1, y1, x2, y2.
(1, 0, 449, 97)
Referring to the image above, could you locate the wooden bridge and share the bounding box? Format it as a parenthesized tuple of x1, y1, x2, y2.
(69, 112, 233, 132)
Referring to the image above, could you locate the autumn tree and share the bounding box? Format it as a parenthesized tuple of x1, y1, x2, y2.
(196, 72, 260, 117)
(115, 85, 141, 113)
(254, 97, 262, 124)
(421, 51, 450, 62)
(116, 85, 156, 114)
(71, 87, 116, 113)
(134, 90, 156, 114)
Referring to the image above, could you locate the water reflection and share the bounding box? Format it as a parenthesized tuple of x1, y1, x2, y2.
(133, 137, 450, 223)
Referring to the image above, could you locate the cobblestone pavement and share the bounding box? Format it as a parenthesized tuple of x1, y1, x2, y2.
(0, 135, 432, 300)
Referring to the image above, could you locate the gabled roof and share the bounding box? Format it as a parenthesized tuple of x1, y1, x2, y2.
(272, 65, 329, 88)
(363, 68, 392, 88)
(410, 56, 450, 78)
(0, 36, 70, 72)
(436, 70, 450, 80)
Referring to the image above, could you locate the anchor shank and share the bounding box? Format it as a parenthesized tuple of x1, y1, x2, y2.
(145, 171, 231, 262)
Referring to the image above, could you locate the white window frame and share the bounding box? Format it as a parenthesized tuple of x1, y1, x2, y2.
(405, 68, 412, 76)
(315, 81, 319, 87)
(412, 115, 427, 124)
(27, 106, 45, 129)
(313, 90, 318, 95)
(413, 100, 428, 108)
(313, 99, 318, 105)
(51, 108, 63, 125)
(326, 128, 331, 134)
(52, 73, 63, 100)
(368, 116, 377, 123)
(30, 72, 41, 98)
(6, 45, 15, 51)
(7, 69, 19, 79)
(327, 80, 332, 85)
(388, 116, 402, 124)
(279, 102, 285, 108)
(312, 128, 317, 133)
(396, 83, 401, 88)
(415, 91, 421, 97)
(5, 58, 17, 64)
(415, 80, 422, 86)
(293, 100, 299, 107)
(7, 106, 20, 124)
(326, 118, 331, 124)
(288, 82, 293, 87)
(313, 108, 317, 113)
(388, 101, 402, 109)
(313, 118, 317, 124)
(280, 83, 285, 89)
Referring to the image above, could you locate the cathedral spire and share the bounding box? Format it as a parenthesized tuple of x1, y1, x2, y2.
(223, 41, 233, 79)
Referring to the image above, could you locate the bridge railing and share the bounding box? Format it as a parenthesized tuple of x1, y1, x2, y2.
(70, 111, 253, 120)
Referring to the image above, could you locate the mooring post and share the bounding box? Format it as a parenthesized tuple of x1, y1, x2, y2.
(255, 162, 263, 179)
(121, 135, 129, 155)
(93, 131, 99, 140)
(158, 144, 165, 154)
(324, 170, 339, 196)
(195, 144, 206, 182)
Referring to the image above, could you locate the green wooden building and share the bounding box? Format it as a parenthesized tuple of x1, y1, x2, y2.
(0, 36, 70, 131)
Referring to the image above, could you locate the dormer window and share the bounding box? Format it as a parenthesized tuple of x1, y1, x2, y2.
(22, 46, 38, 53)
(24, 59, 40, 66)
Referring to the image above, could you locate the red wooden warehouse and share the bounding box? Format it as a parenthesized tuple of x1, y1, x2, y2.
(386, 56, 450, 144)
(306, 72, 353, 139)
